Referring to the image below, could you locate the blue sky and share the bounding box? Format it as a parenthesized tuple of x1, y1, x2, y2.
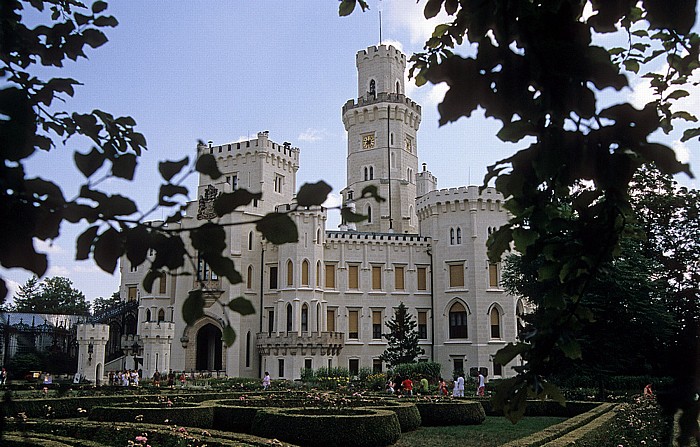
(4, 1, 699, 305)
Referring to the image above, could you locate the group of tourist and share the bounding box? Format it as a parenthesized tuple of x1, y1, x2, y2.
(107, 370, 141, 386)
(385, 372, 487, 397)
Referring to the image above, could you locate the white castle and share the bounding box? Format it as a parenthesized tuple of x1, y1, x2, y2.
(112, 44, 526, 381)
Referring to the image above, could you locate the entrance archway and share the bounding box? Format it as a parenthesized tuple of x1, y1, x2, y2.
(195, 324, 222, 371)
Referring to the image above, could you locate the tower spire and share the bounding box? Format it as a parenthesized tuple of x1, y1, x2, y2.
(378, 0, 383, 45)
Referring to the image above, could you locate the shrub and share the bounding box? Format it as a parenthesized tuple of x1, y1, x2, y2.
(251, 407, 401, 447)
(415, 401, 485, 426)
(366, 401, 421, 432)
(88, 402, 214, 428)
(389, 362, 441, 382)
(364, 373, 387, 391)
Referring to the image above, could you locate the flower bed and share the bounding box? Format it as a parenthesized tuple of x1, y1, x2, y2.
(250, 407, 401, 447)
(88, 401, 214, 427)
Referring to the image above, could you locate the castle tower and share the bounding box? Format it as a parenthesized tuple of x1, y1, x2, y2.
(341, 45, 422, 233)
(76, 323, 109, 385)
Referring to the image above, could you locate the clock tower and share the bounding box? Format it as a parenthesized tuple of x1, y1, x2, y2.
(341, 45, 422, 233)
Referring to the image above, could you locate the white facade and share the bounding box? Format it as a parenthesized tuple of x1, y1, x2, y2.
(119, 44, 525, 381)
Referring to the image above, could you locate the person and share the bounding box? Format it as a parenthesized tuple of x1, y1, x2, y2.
(477, 371, 485, 396)
(453, 377, 459, 397)
(438, 377, 448, 396)
(262, 371, 271, 390)
(167, 370, 175, 387)
(179, 371, 187, 388)
(457, 374, 465, 397)
(644, 383, 653, 398)
(420, 377, 429, 395)
(385, 379, 395, 394)
(0, 367, 6, 385)
(401, 377, 413, 396)
(152, 370, 161, 387)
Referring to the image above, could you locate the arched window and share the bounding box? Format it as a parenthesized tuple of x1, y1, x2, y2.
(145, 309, 151, 322)
(369, 166, 374, 179)
(449, 302, 468, 339)
(316, 261, 322, 287)
(301, 304, 309, 332)
(301, 260, 309, 286)
(369, 79, 376, 98)
(367, 205, 373, 223)
(364, 167, 368, 181)
(316, 228, 321, 244)
(396, 81, 400, 94)
(390, 133, 394, 145)
(157, 309, 165, 322)
(245, 331, 251, 367)
(286, 303, 293, 332)
(407, 167, 413, 182)
(490, 307, 501, 339)
(248, 231, 253, 250)
(247, 265, 253, 289)
(450, 228, 455, 245)
(456, 227, 462, 244)
(286, 260, 294, 286)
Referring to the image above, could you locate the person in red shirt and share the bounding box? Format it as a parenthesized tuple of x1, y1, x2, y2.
(401, 378, 413, 396)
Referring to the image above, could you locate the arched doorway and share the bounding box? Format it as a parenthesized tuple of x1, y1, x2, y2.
(196, 324, 222, 371)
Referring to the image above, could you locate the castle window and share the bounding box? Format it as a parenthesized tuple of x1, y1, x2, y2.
(450, 228, 455, 245)
(316, 261, 322, 287)
(301, 260, 309, 286)
(349, 358, 359, 376)
(245, 331, 251, 367)
(372, 311, 382, 339)
(159, 273, 167, 294)
(268, 309, 274, 335)
(417, 267, 427, 291)
(396, 81, 400, 94)
(369, 166, 374, 179)
(232, 174, 238, 190)
(407, 167, 413, 182)
(145, 309, 151, 322)
(489, 263, 500, 287)
(449, 302, 468, 339)
(247, 265, 253, 289)
(456, 227, 462, 244)
(390, 133, 394, 145)
(373, 358, 383, 373)
(248, 232, 253, 250)
(366, 205, 373, 223)
(158, 309, 165, 322)
(364, 167, 369, 181)
(348, 310, 359, 339)
(418, 311, 428, 339)
(327, 308, 336, 332)
(325, 264, 336, 289)
(269, 266, 278, 290)
(449, 263, 465, 288)
(369, 79, 376, 98)
(278, 359, 284, 377)
(394, 265, 405, 290)
(371, 265, 382, 290)
(286, 260, 294, 287)
(274, 174, 283, 193)
(127, 285, 138, 302)
(348, 265, 359, 289)
(286, 303, 293, 332)
(490, 307, 501, 339)
(130, 262, 137, 272)
(301, 304, 309, 332)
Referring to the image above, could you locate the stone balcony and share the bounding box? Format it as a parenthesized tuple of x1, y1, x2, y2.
(256, 331, 344, 356)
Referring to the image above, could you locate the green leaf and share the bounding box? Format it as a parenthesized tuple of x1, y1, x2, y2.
(512, 228, 538, 252)
(203, 253, 242, 284)
(214, 189, 262, 216)
(190, 223, 226, 254)
(671, 111, 698, 122)
(159, 156, 189, 182)
(666, 89, 690, 100)
(496, 120, 534, 143)
(125, 225, 149, 268)
(93, 228, 124, 273)
(623, 59, 640, 73)
(182, 290, 205, 325)
(424, 0, 444, 19)
(256, 213, 299, 244)
(559, 336, 582, 359)
(92, 1, 108, 13)
(296, 181, 332, 207)
(361, 184, 386, 202)
(493, 343, 529, 366)
(111, 153, 137, 180)
(93, 15, 118, 27)
(338, 0, 356, 16)
(195, 153, 223, 180)
(82, 28, 108, 49)
(74, 147, 105, 178)
(75, 226, 99, 260)
(159, 184, 189, 206)
(228, 296, 256, 316)
(143, 269, 160, 294)
(222, 324, 236, 346)
(540, 382, 566, 405)
(341, 206, 367, 223)
(681, 127, 700, 142)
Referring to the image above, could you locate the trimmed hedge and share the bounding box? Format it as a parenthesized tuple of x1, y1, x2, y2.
(250, 407, 401, 447)
(365, 401, 421, 432)
(415, 400, 486, 426)
(478, 398, 599, 417)
(88, 402, 214, 427)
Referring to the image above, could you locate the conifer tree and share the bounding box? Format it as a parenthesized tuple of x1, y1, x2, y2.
(379, 302, 424, 368)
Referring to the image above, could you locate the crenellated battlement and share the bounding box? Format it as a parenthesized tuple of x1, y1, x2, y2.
(325, 230, 430, 246)
(356, 44, 406, 66)
(342, 92, 421, 116)
(416, 185, 505, 216)
(197, 131, 299, 164)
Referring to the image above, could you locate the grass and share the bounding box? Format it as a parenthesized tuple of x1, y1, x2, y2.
(394, 416, 568, 447)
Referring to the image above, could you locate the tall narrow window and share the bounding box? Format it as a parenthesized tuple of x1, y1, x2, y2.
(450, 228, 455, 245)
(369, 79, 376, 98)
(287, 260, 294, 286)
(325, 264, 336, 289)
(128, 286, 137, 301)
(286, 303, 293, 332)
(417, 267, 427, 291)
(348, 310, 359, 339)
(248, 232, 253, 250)
(158, 309, 165, 323)
(278, 359, 285, 377)
(369, 166, 374, 179)
(418, 311, 428, 339)
(372, 265, 382, 290)
(269, 266, 278, 290)
(159, 273, 167, 294)
(247, 265, 253, 289)
(349, 358, 360, 376)
(364, 167, 368, 181)
(449, 302, 468, 339)
(373, 358, 383, 373)
(372, 311, 382, 339)
(245, 331, 251, 367)
(301, 260, 309, 286)
(268, 310, 274, 335)
(367, 205, 372, 223)
(327, 309, 336, 332)
(396, 81, 400, 94)
(489, 263, 499, 287)
(394, 266, 405, 290)
(493, 360, 503, 376)
(449, 264, 465, 288)
(490, 307, 501, 339)
(316, 261, 322, 287)
(301, 304, 309, 332)
(348, 265, 359, 289)
(145, 309, 151, 322)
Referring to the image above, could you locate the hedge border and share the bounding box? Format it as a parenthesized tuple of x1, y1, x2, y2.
(415, 400, 486, 426)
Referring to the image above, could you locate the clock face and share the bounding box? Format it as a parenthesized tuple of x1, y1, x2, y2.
(362, 134, 375, 149)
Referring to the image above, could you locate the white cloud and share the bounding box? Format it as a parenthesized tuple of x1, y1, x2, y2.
(298, 128, 329, 142)
(73, 265, 104, 274)
(34, 238, 63, 254)
(673, 140, 691, 164)
(4, 278, 21, 303)
(322, 192, 343, 209)
(385, 0, 450, 46)
(47, 266, 70, 277)
(381, 39, 404, 53)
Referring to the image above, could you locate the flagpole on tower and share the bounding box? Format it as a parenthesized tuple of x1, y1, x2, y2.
(379, 0, 383, 45)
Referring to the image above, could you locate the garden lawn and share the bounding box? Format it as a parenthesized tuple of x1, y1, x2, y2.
(394, 416, 567, 447)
